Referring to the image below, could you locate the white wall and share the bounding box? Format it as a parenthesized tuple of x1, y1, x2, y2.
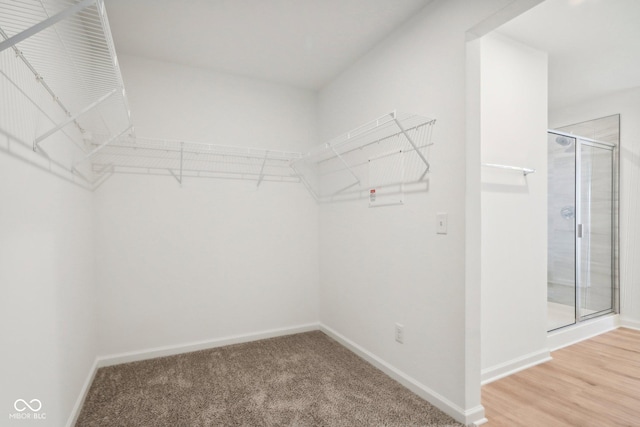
(316, 1, 529, 423)
(1, 37, 98, 425)
(550, 87, 640, 328)
(480, 33, 549, 380)
(95, 56, 320, 356)
(0, 139, 96, 426)
(119, 55, 317, 152)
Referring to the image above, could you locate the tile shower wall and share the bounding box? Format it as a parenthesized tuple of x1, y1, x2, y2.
(547, 133, 576, 293)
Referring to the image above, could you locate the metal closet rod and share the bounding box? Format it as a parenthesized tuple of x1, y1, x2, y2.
(482, 163, 535, 176)
(115, 136, 303, 160)
(95, 146, 294, 165)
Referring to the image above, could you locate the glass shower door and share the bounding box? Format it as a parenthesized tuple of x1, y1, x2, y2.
(577, 142, 614, 320)
(547, 133, 577, 331)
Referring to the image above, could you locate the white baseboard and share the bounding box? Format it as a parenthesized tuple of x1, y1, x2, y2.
(547, 314, 619, 351)
(66, 357, 99, 427)
(620, 316, 640, 331)
(319, 323, 485, 426)
(67, 323, 320, 425)
(481, 349, 551, 385)
(482, 315, 627, 387)
(96, 323, 320, 367)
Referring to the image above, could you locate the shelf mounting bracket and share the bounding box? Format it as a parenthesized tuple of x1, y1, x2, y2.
(73, 126, 131, 169)
(180, 142, 184, 184)
(393, 116, 430, 174)
(256, 151, 269, 187)
(331, 181, 360, 197)
(330, 146, 361, 187)
(33, 89, 117, 151)
(168, 142, 184, 185)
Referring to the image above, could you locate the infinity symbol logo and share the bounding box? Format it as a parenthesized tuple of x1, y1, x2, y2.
(14, 399, 42, 412)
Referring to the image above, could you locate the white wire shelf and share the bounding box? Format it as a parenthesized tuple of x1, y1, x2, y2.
(482, 163, 535, 176)
(0, 0, 133, 189)
(291, 111, 436, 201)
(90, 136, 303, 186)
(0, 3, 436, 193)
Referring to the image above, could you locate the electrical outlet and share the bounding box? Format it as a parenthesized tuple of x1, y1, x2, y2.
(395, 323, 404, 344)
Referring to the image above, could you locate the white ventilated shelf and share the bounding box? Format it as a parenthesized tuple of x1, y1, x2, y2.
(0, 0, 133, 189)
(90, 136, 303, 187)
(291, 111, 435, 201)
(0, 3, 436, 194)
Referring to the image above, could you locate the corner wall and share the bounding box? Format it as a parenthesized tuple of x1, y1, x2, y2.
(94, 56, 320, 356)
(479, 33, 549, 382)
(316, 1, 525, 423)
(0, 140, 96, 426)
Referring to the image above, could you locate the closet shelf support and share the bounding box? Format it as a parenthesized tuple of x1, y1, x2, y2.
(393, 115, 430, 173)
(330, 146, 361, 186)
(74, 126, 131, 169)
(33, 89, 118, 151)
(168, 169, 181, 184)
(180, 142, 184, 184)
(332, 181, 360, 197)
(256, 151, 269, 187)
(169, 142, 184, 185)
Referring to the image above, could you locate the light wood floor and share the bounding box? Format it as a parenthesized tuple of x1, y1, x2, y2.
(482, 328, 640, 427)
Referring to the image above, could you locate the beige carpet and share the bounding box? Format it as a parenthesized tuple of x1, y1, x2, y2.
(76, 331, 462, 426)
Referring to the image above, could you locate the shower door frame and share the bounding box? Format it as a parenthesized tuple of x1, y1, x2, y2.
(574, 135, 616, 322)
(548, 130, 617, 327)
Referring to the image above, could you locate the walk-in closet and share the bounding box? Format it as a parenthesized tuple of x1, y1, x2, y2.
(2, 1, 640, 426)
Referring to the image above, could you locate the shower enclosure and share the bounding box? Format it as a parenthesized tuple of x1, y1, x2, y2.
(547, 130, 616, 331)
